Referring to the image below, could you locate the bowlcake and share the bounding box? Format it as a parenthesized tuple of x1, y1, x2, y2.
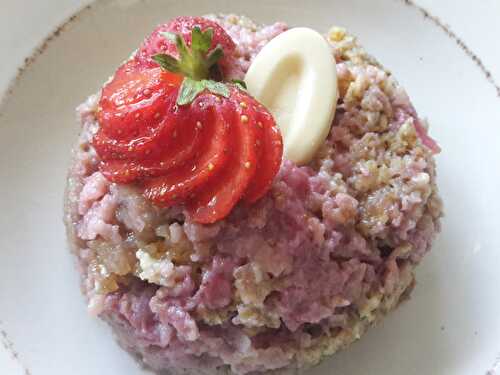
(64, 14, 442, 374)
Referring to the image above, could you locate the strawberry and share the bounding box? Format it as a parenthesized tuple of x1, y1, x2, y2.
(186, 88, 260, 223)
(143, 93, 231, 205)
(94, 27, 230, 165)
(97, 107, 204, 183)
(93, 64, 182, 161)
(93, 20, 283, 224)
(242, 98, 283, 203)
(136, 16, 236, 75)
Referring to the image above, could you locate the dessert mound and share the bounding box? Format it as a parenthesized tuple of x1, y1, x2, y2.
(64, 14, 442, 375)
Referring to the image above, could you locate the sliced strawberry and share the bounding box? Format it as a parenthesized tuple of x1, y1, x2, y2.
(95, 66, 182, 161)
(187, 89, 259, 223)
(143, 94, 231, 206)
(136, 16, 236, 71)
(243, 101, 283, 203)
(98, 111, 203, 182)
(93, 126, 168, 162)
(93, 20, 284, 224)
(98, 67, 182, 138)
(99, 159, 141, 184)
(134, 117, 203, 172)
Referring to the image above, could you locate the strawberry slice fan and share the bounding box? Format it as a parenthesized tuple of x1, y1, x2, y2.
(92, 16, 283, 224)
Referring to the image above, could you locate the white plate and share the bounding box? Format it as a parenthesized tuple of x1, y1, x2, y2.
(1, 1, 499, 374)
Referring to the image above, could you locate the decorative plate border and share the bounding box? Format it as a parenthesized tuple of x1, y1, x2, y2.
(0, 320, 31, 375)
(400, 0, 500, 98)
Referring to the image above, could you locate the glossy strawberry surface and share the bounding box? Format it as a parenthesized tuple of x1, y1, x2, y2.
(137, 16, 236, 71)
(92, 17, 283, 223)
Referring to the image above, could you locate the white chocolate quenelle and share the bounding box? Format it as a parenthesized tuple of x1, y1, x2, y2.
(245, 27, 338, 165)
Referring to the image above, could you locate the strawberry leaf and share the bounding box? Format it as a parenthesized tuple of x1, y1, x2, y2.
(177, 77, 205, 105)
(231, 79, 247, 90)
(191, 26, 212, 54)
(152, 54, 181, 73)
(204, 80, 230, 97)
(153, 27, 225, 81)
(206, 45, 224, 68)
(154, 26, 231, 106)
(174, 33, 191, 63)
(177, 77, 230, 106)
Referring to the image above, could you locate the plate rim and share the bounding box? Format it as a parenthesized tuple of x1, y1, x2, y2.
(0, 1, 499, 374)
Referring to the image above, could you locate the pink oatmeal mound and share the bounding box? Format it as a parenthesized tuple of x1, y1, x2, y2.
(64, 14, 443, 375)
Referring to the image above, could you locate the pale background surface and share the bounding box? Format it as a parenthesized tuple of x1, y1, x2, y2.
(1, 0, 499, 94)
(0, 1, 499, 374)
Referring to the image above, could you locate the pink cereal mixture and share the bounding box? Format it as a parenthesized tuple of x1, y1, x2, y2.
(64, 15, 442, 375)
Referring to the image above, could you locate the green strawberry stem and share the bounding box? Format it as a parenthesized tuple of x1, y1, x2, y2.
(152, 26, 235, 105)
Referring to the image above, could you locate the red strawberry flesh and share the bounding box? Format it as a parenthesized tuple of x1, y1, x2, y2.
(92, 17, 283, 224)
(137, 16, 236, 72)
(187, 90, 259, 223)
